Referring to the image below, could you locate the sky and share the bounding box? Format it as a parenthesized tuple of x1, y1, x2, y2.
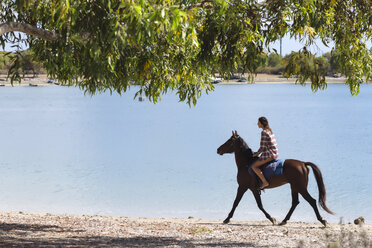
(269, 34, 334, 56)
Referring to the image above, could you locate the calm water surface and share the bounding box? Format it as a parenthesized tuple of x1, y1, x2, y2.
(0, 83, 371, 224)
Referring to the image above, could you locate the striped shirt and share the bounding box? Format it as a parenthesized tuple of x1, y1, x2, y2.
(257, 129, 279, 161)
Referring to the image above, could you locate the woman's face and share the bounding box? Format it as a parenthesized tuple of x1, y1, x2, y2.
(257, 120, 263, 129)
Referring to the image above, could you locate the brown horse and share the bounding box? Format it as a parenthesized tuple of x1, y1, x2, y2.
(217, 131, 333, 226)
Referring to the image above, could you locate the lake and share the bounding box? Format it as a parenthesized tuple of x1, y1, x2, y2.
(0, 83, 371, 224)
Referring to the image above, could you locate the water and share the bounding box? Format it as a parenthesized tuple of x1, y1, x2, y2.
(0, 83, 371, 224)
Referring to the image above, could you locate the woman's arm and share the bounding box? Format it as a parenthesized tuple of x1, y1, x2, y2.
(254, 131, 267, 156)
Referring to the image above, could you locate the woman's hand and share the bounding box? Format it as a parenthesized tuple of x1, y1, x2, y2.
(253, 152, 259, 157)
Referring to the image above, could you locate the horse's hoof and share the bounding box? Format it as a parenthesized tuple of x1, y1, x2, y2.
(279, 221, 287, 226)
(271, 218, 278, 225)
(223, 219, 230, 224)
(322, 220, 329, 228)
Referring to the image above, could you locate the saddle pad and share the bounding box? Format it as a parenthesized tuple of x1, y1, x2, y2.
(248, 159, 285, 179)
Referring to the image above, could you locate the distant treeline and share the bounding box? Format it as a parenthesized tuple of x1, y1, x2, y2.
(0, 51, 45, 75)
(256, 51, 343, 77)
(0, 50, 347, 77)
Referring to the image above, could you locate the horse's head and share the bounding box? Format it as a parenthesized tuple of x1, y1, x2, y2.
(217, 131, 240, 155)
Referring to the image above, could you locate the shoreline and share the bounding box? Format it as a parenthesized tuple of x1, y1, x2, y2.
(0, 74, 54, 87)
(0, 74, 348, 87)
(0, 211, 371, 247)
(217, 73, 347, 85)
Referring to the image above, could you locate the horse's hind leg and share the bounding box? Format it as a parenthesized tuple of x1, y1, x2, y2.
(300, 190, 327, 226)
(252, 190, 277, 225)
(280, 190, 299, 225)
(223, 186, 248, 224)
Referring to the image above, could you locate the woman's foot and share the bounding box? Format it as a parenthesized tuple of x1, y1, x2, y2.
(260, 182, 269, 190)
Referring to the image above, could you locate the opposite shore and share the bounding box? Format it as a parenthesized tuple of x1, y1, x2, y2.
(0, 211, 371, 247)
(0, 74, 348, 87)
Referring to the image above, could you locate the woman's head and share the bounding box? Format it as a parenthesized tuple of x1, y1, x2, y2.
(258, 117, 272, 132)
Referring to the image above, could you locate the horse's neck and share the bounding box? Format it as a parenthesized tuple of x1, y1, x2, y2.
(234, 149, 252, 169)
(235, 152, 255, 186)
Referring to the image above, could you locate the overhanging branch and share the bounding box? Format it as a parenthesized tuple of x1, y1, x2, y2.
(0, 22, 58, 41)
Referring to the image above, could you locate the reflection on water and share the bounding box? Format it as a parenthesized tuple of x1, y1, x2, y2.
(0, 84, 371, 224)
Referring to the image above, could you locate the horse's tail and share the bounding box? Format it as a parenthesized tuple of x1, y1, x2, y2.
(305, 162, 334, 215)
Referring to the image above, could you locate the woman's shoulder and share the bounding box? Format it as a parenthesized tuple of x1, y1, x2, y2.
(262, 129, 271, 134)
(261, 130, 270, 137)
(262, 129, 275, 136)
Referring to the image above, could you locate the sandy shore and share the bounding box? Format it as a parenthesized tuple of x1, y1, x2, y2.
(0, 212, 370, 247)
(0, 74, 53, 86)
(218, 73, 347, 84)
(0, 73, 347, 87)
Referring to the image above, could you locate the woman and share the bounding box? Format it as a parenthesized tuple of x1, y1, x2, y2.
(252, 117, 279, 189)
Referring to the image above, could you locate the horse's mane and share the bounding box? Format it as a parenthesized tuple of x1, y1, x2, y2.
(237, 136, 253, 157)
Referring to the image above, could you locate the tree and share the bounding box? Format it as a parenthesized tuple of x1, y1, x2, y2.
(0, 51, 12, 70)
(267, 53, 282, 68)
(315, 56, 330, 76)
(0, 0, 371, 105)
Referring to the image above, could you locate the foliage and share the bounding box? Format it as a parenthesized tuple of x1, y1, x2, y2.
(268, 53, 282, 68)
(0, 0, 371, 104)
(0, 51, 11, 70)
(256, 52, 285, 74)
(283, 50, 328, 91)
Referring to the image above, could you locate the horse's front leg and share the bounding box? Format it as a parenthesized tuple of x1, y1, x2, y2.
(223, 186, 248, 224)
(252, 189, 277, 225)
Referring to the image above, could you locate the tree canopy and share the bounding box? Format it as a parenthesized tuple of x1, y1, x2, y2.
(0, 0, 371, 104)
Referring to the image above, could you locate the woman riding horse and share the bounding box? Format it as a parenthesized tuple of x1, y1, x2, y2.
(252, 117, 279, 189)
(217, 131, 333, 226)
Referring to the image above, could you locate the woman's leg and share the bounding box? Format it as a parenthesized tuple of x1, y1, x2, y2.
(251, 158, 273, 189)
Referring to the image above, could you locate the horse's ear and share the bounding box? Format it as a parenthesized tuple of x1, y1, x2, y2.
(234, 130, 238, 136)
(232, 130, 234, 136)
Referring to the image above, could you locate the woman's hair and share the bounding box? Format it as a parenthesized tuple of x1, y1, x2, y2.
(258, 116, 273, 133)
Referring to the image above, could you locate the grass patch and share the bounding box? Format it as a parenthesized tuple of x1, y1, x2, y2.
(192, 227, 213, 234)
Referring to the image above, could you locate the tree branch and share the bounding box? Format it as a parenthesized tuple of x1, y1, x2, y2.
(0, 22, 58, 41)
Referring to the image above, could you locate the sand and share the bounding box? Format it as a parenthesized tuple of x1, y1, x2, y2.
(0, 74, 52, 86)
(0, 211, 371, 247)
(218, 73, 347, 84)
